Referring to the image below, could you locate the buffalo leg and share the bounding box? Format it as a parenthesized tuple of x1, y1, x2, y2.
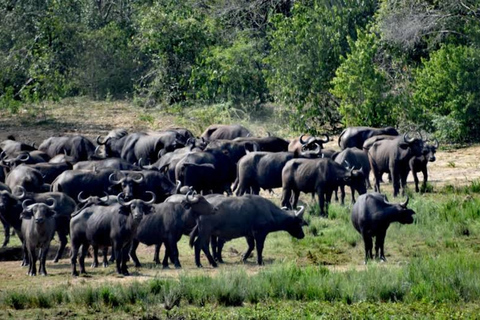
(71, 243, 79, 276)
(292, 190, 300, 210)
(28, 248, 37, 276)
(216, 238, 225, 263)
(21, 242, 29, 267)
(412, 170, 420, 193)
(242, 236, 255, 262)
(129, 239, 141, 268)
(167, 237, 181, 269)
(1, 220, 10, 247)
(162, 245, 171, 269)
(350, 185, 356, 204)
(317, 190, 326, 217)
(254, 234, 267, 266)
(53, 230, 68, 263)
(114, 244, 123, 275)
(39, 245, 50, 276)
(281, 188, 292, 209)
(422, 168, 428, 193)
(91, 246, 99, 268)
(102, 247, 109, 267)
(153, 243, 161, 265)
(121, 246, 130, 275)
(375, 230, 387, 261)
(362, 234, 373, 264)
(79, 243, 88, 274)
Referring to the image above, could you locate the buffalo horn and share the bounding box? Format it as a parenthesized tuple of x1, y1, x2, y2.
(77, 191, 89, 204)
(432, 138, 439, 148)
(299, 134, 309, 145)
(130, 172, 144, 184)
(145, 191, 156, 204)
(295, 206, 305, 218)
(100, 193, 110, 203)
(109, 171, 126, 185)
(13, 186, 26, 199)
(22, 199, 35, 210)
(117, 193, 134, 206)
(344, 160, 351, 169)
(400, 196, 409, 208)
(319, 134, 329, 143)
(16, 153, 30, 162)
(186, 190, 199, 204)
(0, 151, 6, 160)
(175, 180, 182, 194)
(96, 135, 108, 145)
(46, 198, 57, 209)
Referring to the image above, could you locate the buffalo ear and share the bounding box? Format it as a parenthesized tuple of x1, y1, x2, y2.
(181, 200, 191, 210)
(20, 211, 33, 220)
(118, 206, 130, 216)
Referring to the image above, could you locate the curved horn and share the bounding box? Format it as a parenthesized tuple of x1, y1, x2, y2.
(400, 196, 409, 208)
(295, 206, 305, 218)
(96, 135, 106, 145)
(403, 132, 414, 143)
(46, 198, 57, 209)
(130, 172, 144, 184)
(32, 142, 36, 149)
(433, 138, 439, 148)
(145, 191, 156, 204)
(266, 131, 272, 137)
(299, 134, 309, 145)
(13, 186, 26, 199)
(22, 199, 35, 210)
(16, 153, 30, 162)
(343, 160, 351, 169)
(320, 134, 329, 143)
(186, 191, 199, 204)
(175, 180, 182, 194)
(77, 191, 89, 204)
(109, 171, 126, 185)
(117, 193, 134, 206)
(100, 192, 110, 203)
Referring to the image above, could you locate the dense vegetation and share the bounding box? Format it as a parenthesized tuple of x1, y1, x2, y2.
(1, 0, 479, 141)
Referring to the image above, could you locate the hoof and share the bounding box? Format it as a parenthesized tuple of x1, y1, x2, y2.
(162, 265, 170, 270)
(53, 259, 59, 263)
(72, 272, 79, 277)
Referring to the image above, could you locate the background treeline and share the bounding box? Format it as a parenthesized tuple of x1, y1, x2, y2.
(1, 0, 479, 143)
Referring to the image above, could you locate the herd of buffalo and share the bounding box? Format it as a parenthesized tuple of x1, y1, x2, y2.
(0, 124, 439, 276)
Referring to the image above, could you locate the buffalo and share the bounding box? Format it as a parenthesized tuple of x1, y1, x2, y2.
(281, 158, 366, 216)
(38, 135, 97, 162)
(367, 133, 425, 197)
(69, 193, 155, 276)
(20, 199, 58, 276)
(351, 193, 415, 263)
(409, 139, 439, 193)
(201, 124, 251, 141)
(338, 127, 399, 150)
(190, 194, 307, 267)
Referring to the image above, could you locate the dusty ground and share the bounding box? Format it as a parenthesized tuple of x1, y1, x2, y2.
(0, 99, 479, 289)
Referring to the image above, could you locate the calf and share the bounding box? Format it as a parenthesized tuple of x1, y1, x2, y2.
(20, 199, 57, 276)
(409, 140, 438, 193)
(69, 193, 155, 276)
(351, 193, 415, 264)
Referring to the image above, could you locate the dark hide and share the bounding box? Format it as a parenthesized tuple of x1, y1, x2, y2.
(201, 124, 251, 141)
(338, 127, 399, 150)
(351, 193, 415, 263)
(38, 135, 97, 162)
(281, 158, 366, 216)
(190, 195, 307, 267)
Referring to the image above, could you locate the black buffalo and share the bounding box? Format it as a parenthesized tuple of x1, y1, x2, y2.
(233, 136, 289, 152)
(333, 147, 371, 204)
(6, 164, 48, 193)
(20, 199, 57, 276)
(281, 158, 366, 216)
(69, 194, 155, 276)
(201, 124, 251, 141)
(351, 193, 415, 263)
(288, 134, 329, 154)
(367, 133, 425, 197)
(409, 139, 439, 193)
(38, 135, 97, 162)
(190, 195, 307, 267)
(129, 192, 217, 268)
(338, 127, 399, 150)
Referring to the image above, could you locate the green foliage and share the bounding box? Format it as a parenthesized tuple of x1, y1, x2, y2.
(413, 44, 480, 143)
(133, 1, 213, 106)
(190, 35, 268, 109)
(331, 29, 398, 127)
(264, 0, 377, 134)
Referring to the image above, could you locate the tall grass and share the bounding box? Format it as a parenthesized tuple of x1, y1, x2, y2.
(1, 255, 479, 310)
